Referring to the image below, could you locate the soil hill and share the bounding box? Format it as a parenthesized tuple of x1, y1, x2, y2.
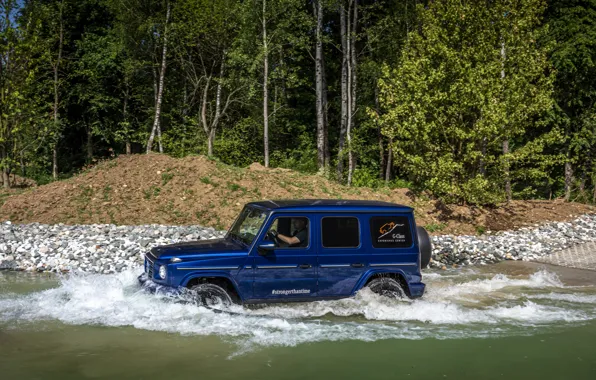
(0, 154, 592, 235)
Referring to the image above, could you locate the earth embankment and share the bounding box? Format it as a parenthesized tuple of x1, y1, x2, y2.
(0, 154, 592, 235)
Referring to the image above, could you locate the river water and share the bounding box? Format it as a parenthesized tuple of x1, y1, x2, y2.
(1, 263, 595, 379)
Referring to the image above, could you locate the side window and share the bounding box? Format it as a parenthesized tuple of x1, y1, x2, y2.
(322, 217, 360, 248)
(266, 217, 309, 248)
(370, 216, 413, 248)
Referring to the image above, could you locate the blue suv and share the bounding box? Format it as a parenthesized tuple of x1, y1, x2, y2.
(139, 200, 432, 307)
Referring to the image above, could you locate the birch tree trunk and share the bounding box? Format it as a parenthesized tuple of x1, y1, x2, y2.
(2, 146, 9, 189)
(52, 1, 64, 180)
(564, 161, 573, 201)
(385, 138, 393, 183)
(123, 88, 131, 154)
(375, 85, 385, 180)
(501, 41, 512, 202)
(263, 0, 270, 167)
(200, 52, 227, 158)
(314, 0, 328, 173)
(147, 1, 170, 153)
(201, 75, 213, 156)
(346, 0, 358, 186)
(337, 2, 348, 180)
(503, 139, 511, 201)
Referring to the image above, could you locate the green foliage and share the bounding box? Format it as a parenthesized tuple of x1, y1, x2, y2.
(143, 186, 161, 199)
(270, 130, 318, 174)
(161, 171, 174, 186)
(2, 0, 595, 208)
(226, 182, 246, 193)
(376, 0, 554, 204)
(200, 176, 218, 186)
(425, 222, 447, 233)
(215, 118, 262, 167)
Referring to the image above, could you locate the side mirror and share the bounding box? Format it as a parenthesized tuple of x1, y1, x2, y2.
(257, 242, 275, 256)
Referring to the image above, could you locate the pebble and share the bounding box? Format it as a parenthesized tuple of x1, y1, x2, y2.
(428, 214, 596, 268)
(2, 214, 596, 273)
(0, 223, 226, 273)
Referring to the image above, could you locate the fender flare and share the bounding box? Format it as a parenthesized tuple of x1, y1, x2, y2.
(180, 271, 243, 299)
(352, 268, 410, 295)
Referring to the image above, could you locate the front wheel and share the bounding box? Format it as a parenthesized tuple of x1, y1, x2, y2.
(190, 283, 233, 309)
(366, 277, 406, 299)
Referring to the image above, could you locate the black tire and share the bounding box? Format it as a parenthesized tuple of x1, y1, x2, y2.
(366, 277, 405, 299)
(417, 226, 432, 269)
(190, 283, 234, 309)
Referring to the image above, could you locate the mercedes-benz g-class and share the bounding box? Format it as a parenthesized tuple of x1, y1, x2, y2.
(138, 200, 432, 307)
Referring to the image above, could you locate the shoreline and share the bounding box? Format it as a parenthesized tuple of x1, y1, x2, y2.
(1, 214, 596, 273)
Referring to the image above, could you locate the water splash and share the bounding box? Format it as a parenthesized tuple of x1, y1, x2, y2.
(0, 268, 594, 354)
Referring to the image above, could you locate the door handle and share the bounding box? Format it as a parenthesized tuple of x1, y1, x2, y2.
(299, 264, 312, 269)
(351, 263, 364, 268)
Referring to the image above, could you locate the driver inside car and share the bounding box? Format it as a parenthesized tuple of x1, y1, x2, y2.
(268, 218, 308, 247)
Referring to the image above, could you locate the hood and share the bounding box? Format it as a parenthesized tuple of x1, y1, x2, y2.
(149, 238, 246, 259)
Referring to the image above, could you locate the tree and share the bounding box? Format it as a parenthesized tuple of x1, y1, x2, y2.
(172, 0, 241, 158)
(336, 0, 359, 185)
(146, 0, 170, 153)
(1, 0, 48, 187)
(546, 0, 596, 201)
(377, 0, 553, 204)
(47, 0, 65, 179)
(313, 0, 329, 173)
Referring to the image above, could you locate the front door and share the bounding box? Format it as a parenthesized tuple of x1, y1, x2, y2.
(252, 215, 317, 300)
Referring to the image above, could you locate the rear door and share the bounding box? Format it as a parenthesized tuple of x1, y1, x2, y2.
(252, 215, 317, 300)
(316, 214, 368, 297)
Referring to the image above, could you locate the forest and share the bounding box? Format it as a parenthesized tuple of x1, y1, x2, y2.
(0, 0, 595, 205)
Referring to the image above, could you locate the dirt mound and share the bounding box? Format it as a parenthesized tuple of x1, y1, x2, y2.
(0, 154, 593, 235)
(248, 162, 267, 171)
(10, 175, 37, 188)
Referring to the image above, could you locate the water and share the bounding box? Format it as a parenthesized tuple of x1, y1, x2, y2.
(1, 264, 595, 379)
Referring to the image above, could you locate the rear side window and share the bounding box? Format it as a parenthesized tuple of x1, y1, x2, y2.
(322, 217, 360, 248)
(370, 216, 413, 248)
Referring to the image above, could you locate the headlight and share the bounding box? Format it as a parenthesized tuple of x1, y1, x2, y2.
(158, 265, 167, 280)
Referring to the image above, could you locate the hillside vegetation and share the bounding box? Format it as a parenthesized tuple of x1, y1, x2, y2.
(2, 1, 595, 206)
(0, 154, 592, 236)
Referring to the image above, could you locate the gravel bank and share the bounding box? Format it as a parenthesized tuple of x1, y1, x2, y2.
(1, 214, 596, 273)
(0, 223, 225, 273)
(429, 214, 596, 268)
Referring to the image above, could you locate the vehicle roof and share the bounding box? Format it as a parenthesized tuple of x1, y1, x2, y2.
(247, 199, 413, 213)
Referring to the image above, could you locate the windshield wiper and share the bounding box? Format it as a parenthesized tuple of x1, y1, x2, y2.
(228, 232, 247, 246)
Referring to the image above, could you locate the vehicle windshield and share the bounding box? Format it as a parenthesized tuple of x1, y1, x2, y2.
(227, 207, 268, 246)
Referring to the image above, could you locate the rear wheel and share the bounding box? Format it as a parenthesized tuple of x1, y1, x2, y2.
(366, 277, 405, 299)
(190, 283, 233, 309)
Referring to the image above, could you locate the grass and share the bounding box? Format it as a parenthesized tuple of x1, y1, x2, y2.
(161, 171, 175, 186)
(102, 185, 112, 201)
(195, 210, 207, 221)
(172, 209, 185, 218)
(200, 176, 218, 186)
(226, 181, 247, 193)
(143, 185, 161, 199)
(425, 222, 447, 233)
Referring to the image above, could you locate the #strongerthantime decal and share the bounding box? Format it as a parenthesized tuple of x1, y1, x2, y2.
(271, 289, 311, 295)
